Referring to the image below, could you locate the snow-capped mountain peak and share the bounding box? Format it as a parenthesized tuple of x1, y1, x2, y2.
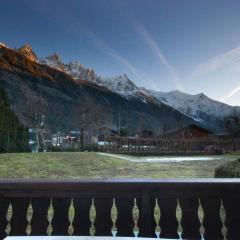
(39, 53, 144, 97)
(65, 61, 98, 82)
(148, 89, 240, 124)
(99, 74, 140, 96)
(17, 43, 38, 62)
(0, 42, 8, 48)
(40, 54, 98, 82)
(39, 53, 65, 72)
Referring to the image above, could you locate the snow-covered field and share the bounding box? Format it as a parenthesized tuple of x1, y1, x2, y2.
(98, 152, 237, 163)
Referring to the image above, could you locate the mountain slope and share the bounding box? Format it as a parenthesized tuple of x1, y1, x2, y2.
(0, 44, 193, 135)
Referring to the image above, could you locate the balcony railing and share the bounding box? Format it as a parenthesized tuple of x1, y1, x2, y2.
(0, 179, 240, 240)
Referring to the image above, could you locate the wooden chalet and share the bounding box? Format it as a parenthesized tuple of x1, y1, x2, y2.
(137, 129, 154, 138)
(217, 131, 240, 140)
(164, 123, 213, 139)
(98, 126, 118, 141)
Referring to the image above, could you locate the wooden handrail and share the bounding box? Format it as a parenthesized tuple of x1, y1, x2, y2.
(0, 179, 240, 239)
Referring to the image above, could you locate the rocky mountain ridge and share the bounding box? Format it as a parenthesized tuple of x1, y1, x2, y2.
(18, 43, 38, 62)
(39, 53, 147, 98)
(0, 42, 193, 135)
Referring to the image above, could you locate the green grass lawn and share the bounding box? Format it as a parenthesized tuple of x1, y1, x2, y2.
(0, 152, 239, 178)
(226, 151, 240, 156)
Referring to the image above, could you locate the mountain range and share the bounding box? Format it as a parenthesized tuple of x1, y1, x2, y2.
(38, 45, 240, 132)
(0, 42, 239, 135)
(0, 43, 193, 135)
(148, 90, 240, 131)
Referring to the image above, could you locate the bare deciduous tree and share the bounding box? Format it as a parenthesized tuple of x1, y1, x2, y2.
(76, 98, 112, 150)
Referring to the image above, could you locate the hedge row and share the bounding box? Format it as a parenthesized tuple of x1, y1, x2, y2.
(215, 159, 240, 178)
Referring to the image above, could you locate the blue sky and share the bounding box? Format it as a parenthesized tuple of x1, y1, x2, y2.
(0, 0, 240, 106)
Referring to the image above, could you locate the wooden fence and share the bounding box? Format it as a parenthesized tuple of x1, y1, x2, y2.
(99, 137, 240, 155)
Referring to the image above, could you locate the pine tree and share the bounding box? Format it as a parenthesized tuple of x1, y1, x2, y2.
(0, 86, 29, 152)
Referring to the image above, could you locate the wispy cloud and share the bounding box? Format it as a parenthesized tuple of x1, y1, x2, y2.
(189, 46, 240, 103)
(86, 30, 146, 82)
(68, 24, 151, 86)
(134, 23, 184, 91)
(25, 1, 148, 85)
(221, 85, 240, 101)
(190, 46, 240, 79)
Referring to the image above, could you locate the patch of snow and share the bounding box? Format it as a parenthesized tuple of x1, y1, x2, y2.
(0, 42, 8, 48)
(98, 152, 238, 162)
(17, 43, 38, 62)
(99, 74, 140, 96)
(39, 53, 65, 72)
